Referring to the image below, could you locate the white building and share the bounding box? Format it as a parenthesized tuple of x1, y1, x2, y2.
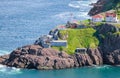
(105, 12, 118, 22)
(92, 14, 104, 22)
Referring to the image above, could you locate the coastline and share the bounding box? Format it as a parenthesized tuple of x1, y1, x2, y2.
(0, 0, 120, 70)
(0, 23, 120, 70)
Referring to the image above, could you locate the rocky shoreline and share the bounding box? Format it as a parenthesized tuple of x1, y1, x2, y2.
(0, 45, 103, 70)
(0, 24, 120, 70)
(0, 0, 120, 70)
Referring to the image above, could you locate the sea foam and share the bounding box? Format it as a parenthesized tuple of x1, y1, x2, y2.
(94, 65, 111, 69)
(68, 1, 93, 9)
(0, 50, 22, 75)
(0, 50, 10, 56)
(0, 64, 22, 75)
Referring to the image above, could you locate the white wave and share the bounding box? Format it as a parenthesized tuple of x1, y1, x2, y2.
(0, 64, 22, 75)
(0, 50, 22, 75)
(0, 50, 10, 56)
(94, 65, 111, 69)
(68, 0, 98, 9)
(90, 0, 98, 3)
(53, 11, 90, 21)
(53, 0, 98, 21)
(54, 12, 71, 19)
(68, 2, 81, 8)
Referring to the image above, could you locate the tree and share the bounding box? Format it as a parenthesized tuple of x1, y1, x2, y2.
(59, 47, 63, 52)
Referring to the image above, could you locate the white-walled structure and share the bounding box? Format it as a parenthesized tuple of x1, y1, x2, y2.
(92, 14, 104, 22)
(105, 12, 118, 22)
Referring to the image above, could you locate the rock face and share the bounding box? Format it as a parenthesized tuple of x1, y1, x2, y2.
(87, 48, 103, 65)
(101, 32, 120, 65)
(103, 50, 120, 65)
(88, 0, 107, 16)
(95, 24, 120, 65)
(2, 45, 75, 70)
(0, 55, 9, 64)
(0, 45, 103, 70)
(74, 48, 103, 67)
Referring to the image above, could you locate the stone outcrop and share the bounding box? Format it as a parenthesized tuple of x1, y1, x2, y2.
(0, 45, 103, 70)
(103, 50, 120, 65)
(95, 24, 120, 65)
(0, 55, 9, 64)
(87, 48, 103, 65)
(74, 48, 103, 67)
(88, 0, 107, 16)
(100, 31, 120, 65)
(1, 45, 75, 70)
(102, 35, 120, 65)
(74, 53, 93, 66)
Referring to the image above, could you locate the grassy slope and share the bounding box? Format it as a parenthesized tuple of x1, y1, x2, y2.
(116, 2, 120, 19)
(59, 28, 99, 54)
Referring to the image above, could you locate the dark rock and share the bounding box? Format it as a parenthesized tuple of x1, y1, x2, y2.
(74, 48, 103, 66)
(2, 45, 75, 70)
(75, 53, 93, 66)
(0, 55, 9, 64)
(0, 44, 104, 70)
(87, 48, 103, 65)
(103, 50, 120, 65)
(95, 24, 120, 65)
(88, 0, 107, 16)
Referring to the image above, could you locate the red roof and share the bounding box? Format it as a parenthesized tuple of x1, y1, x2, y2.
(58, 25, 66, 29)
(92, 14, 103, 18)
(106, 13, 116, 17)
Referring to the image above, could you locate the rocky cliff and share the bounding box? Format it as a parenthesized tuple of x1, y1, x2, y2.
(88, 0, 107, 16)
(0, 24, 120, 70)
(2, 45, 75, 70)
(88, 0, 120, 16)
(95, 24, 120, 65)
(0, 45, 103, 70)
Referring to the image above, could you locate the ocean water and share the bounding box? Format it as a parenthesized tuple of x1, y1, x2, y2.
(0, 0, 120, 78)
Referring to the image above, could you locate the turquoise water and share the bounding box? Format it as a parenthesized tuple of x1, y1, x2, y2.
(1, 65, 120, 78)
(1, 0, 120, 78)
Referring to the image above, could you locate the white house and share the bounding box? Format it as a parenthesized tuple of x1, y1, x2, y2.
(105, 12, 118, 22)
(92, 14, 104, 22)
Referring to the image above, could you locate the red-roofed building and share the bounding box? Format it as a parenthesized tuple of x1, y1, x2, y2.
(92, 14, 104, 22)
(57, 25, 66, 30)
(106, 12, 118, 22)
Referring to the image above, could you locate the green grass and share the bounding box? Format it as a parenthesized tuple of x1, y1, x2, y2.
(94, 22, 104, 26)
(117, 9, 120, 20)
(113, 31, 120, 36)
(110, 23, 120, 28)
(58, 28, 99, 54)
(80, 19, 91, 27)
